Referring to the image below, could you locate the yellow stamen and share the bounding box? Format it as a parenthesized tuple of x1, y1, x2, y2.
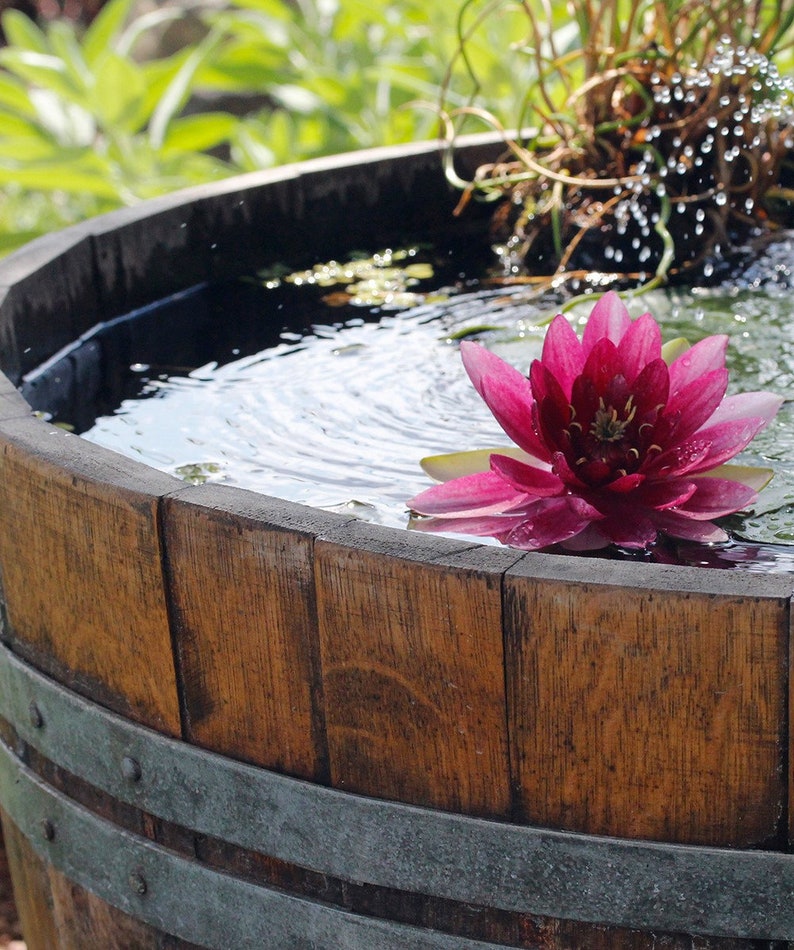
(590, 397, 634, 443)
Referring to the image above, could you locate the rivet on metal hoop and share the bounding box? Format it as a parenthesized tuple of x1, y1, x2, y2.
(121, 756, 142, 782)
(28, 701, 43, 729)
(129, 871, 148, 895)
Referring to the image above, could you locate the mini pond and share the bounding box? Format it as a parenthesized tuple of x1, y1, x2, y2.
(21, 238, 794, 572)
(4, 138, 794, 949)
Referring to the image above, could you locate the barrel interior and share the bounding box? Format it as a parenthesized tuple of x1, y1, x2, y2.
(0, 141, 792, 948)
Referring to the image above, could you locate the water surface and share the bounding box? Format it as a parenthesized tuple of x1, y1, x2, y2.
(68, 242, 794, 570)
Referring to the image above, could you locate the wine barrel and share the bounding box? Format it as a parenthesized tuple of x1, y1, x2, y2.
(0, 140, 791, 949)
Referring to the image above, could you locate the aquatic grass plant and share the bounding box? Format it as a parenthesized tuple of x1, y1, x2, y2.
(439, 0, 794, 290)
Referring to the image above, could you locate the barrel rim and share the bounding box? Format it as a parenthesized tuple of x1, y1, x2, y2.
(0, 137, 791, 595)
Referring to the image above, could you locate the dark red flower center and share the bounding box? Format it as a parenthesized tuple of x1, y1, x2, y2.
(563, 381, 666, 487)
(533, 343, 671, 490)
(589, 397, 635, 443)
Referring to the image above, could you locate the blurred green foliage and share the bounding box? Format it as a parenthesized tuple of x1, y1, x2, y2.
(0, 0, 529, 254)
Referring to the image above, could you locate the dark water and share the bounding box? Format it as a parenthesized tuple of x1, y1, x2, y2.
(26, 242, 794, 571)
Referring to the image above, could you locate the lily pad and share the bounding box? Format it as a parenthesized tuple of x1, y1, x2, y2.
(727, 505, 794, 545)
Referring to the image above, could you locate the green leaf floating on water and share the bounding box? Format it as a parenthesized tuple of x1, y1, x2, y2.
(175, 462, 222, 485)
(724, 474, 794, 544)
(445, 324, 503, 341)
(727, 505, 794, 544)
(260, 247, 444, 310)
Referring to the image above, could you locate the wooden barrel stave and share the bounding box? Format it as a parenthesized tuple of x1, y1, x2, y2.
(313, 521, 521, 820)
(0, 414, 182, 736)
(160, 485, 345, 781)
(505, 557, 790, 847)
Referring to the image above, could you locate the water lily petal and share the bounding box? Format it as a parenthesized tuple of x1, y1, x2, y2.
(531, 360, 574, 454)
(540, 313, 584, 397)
(410, 511, 531, 539)
(633, 478, 697, 509)
(699, 391, 783, 429)
(420, 447, 543, 482)
(489, 452, 564, 496)
(460, 340, 529, 402)
(629, 357, 670, 420)
(550, 450, 589, 490)
(580, 336, 623, 393)
(460, 342, 550, 459)
(581, 291, 632, 356)
(668, 334, 728, 394)
(559, 523, 611, 550)
(647, 437, 712, 477)
(650, 511, 730, 543)
(408, 469, 524, 516)
(480, 374, 551, 458)
(504, 496, 600, 550)
(662, 368, 728, 441)
(529, 357, 565, 408)
(605, 472, 645, 493)
(617, 312, 662, 383)
(675, 476, 758, 519)
(682, 417, 772, 474)
(598, 513, 658, 548)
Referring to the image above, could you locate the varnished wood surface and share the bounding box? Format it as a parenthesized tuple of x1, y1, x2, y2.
(160, 485, 350, 779)
(0, 414, 182, 736)
(0, 814, 58, 950)
(505, 554, 791, 848)
(315, 522, 519, 819)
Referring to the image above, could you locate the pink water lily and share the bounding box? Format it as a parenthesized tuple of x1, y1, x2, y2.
(408, 292, 782, 551)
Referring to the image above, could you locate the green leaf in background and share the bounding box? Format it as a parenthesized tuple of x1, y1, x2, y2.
(92, 51, 146, 129)
(81, 0, 136, 66)
(0, 70, 38, 116)
(148, 28, 226, 149)
(0, 8, 49, 55)
(46, 19, 91, 94)
(114, 6, 189, 58)
(0, 48, 86, 106)
(0, 160, 122, 199)
(230, 120, 278, 170)
(162, 112, 239, 155)
(28, 88, 95, 145)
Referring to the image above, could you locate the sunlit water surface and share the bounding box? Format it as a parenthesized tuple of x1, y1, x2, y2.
(80, 244, 794, 571)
